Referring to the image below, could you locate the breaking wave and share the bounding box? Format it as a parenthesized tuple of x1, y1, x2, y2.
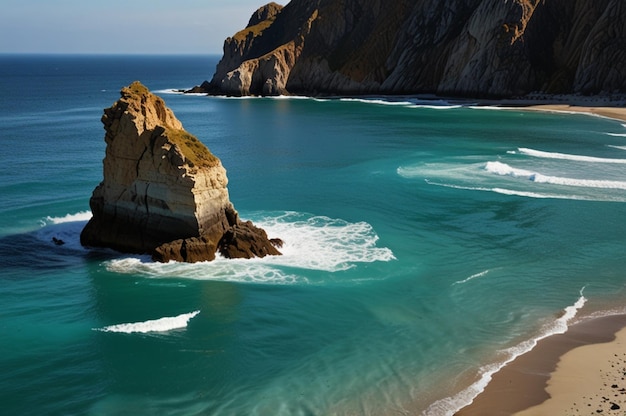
(35, 211, 92, 250)
(485, 161, 626, 190)
(518, 148, 626, 164)
(425, 288, 587, 416)
(95, 311, 200, 334)
(105, 211, 395, 284)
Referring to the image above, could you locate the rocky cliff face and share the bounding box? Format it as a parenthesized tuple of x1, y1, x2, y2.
(81, 82, 281, 262)
(201, 0, 626, 97)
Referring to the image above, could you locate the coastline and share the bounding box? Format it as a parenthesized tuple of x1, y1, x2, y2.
(455, 314, 626, 416)
(507, 103, 626, 123)
(470, 94, 626, 122)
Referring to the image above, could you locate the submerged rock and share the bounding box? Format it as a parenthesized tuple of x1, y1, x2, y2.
(80, 81, 281, 263)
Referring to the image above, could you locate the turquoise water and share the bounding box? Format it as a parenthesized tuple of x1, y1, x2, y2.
(2, 55, 626, 415)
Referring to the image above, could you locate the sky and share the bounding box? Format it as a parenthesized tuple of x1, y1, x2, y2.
(0, 0, 279, 54)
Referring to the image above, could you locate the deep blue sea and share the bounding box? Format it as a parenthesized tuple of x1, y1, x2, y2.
(2, 54, 626, 415)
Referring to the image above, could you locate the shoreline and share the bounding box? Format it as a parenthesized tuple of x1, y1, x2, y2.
(499, 103, 626, 123)
(455, 314, 626, 415)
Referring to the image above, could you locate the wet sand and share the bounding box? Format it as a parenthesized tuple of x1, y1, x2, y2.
(456, 315, 626, 416)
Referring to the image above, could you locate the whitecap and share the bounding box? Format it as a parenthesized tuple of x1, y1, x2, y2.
(485, 161, 626, 190)
(518, 147, 626, 164)
(95, 311, 200, 334)
(35, 211, 92, 250)
(608, 145, 626, 151)
(425, 288, 587, 416)
(42, 211, 92, 225)
(606, 133, 626, 137)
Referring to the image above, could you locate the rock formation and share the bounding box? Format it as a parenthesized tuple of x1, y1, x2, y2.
(80, 81, 281, 263)
(196, 0, 626, 98)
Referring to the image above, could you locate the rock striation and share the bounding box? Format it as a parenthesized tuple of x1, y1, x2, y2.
(80, 81, 281, 262)
(196, 0, 626, 98)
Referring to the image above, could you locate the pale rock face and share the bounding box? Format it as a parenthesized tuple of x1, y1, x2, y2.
(80, 82, 271, 261)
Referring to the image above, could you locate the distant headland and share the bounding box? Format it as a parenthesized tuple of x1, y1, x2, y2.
(189, 0, 626, 100)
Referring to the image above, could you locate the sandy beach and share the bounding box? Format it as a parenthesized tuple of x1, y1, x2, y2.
(456, 314, 626, 416)
(520, 104, 626, 123)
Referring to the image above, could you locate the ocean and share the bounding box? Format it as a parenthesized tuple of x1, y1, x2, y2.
(1, 54, 626, 415)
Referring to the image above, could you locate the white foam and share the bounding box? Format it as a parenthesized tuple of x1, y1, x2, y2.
(339, 97, 414, 106)
(453, 270, 490, 285)
(95, 311, 200, 334)
(36, 211, 92, 250)
(105, 212, 395, 284)
(608, 145, 626, 151)
(42, 211, 92, 225)
(518, 147, 626, 164)
(425, 288, 587, 416)
(154, 89, 185, 95)
(606, 133, 626, 137)
(485, 161, 626, 190)
(408, 104, 463, 110)
(490, 187, 588, 200)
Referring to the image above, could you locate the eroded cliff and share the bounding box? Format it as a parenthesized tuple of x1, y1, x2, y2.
(199, 0, 626, 97)
(81, 82, 281, 262)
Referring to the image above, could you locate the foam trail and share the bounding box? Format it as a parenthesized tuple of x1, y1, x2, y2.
(424, 288, 587, 416)
(424, 180, 599, 201)
(453, 270, 490, 285)
(606, 133, 626, 137)
(518, 147, 626, 164)
(96, 311, 200, 334)
(608, 145, 626, 151)
(485, 161, 626, 190)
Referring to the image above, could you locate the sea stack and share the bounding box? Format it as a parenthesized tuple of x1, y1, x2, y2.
(80, 81, 281, 262)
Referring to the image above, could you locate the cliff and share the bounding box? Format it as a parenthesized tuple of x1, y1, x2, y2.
(199, 0, 626, 98)
(80, 82, 281, 262)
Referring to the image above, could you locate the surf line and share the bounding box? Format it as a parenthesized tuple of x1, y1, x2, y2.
(424, 287, 587, 416)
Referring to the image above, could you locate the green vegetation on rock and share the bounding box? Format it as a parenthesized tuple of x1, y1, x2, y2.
(233, 17, 275, 43)
(167, 128, 219, 169)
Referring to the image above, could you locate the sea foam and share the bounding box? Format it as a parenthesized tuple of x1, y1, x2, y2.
(105, 212, 395, 284)
(95, 311, 200, 334)
(425, 288, 587, 416)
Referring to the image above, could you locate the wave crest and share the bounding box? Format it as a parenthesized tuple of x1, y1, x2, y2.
(518, 148, 626, 164)
(95, 311, 200, 334)
(485, 161, 626, 190)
